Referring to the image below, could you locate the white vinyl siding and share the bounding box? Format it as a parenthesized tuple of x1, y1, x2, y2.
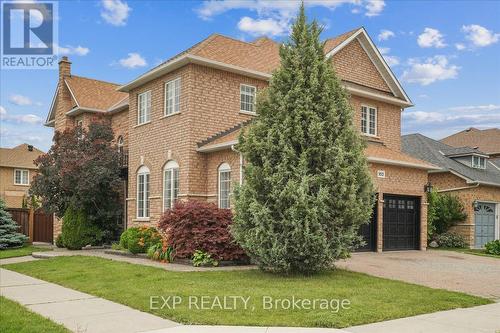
(14, 169, 29, 185)
(163, 161, 179, 211)
(137, 166, 150, 218)
(472, 156, 486, 169)
(240, 84, 256, 113)
(137, 91, 151, 125)
(165, 78, 181, 116)
(361, 105, 377, 136)
(218, 163, 231, 209)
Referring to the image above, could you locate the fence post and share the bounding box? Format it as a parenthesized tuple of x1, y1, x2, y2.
(28, 208, 34, 243)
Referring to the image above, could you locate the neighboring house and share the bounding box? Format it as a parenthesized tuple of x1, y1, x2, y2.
(0, 144, 44, 208)
(441, 127, 500, 160)
(47, 28, 436, 251)
(402, 134, 500, 248)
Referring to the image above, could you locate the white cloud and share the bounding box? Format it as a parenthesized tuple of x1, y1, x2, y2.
(378, 47, 399, 66)
(378, 47, 390, 54)
(9, 94, 32, 106)
(448, 104, 500, 113)
(365, 0, 385, 17)
(0, 106, 6, 115)
(462, 24, 499, 47)
(118, 53, 147, 69)
(454, 43, 466, 51)
(401, 55, 459, 85)
(0, 106, 43, 125)
(56, 44, 90, 56)
(417, 28, 446, 48)
(101, 0, 131, 26)
(378, 29, 395, 41)
(237, 16, 287, 37)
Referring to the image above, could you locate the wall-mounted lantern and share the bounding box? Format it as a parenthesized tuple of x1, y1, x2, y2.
(424, 181, 433, 193)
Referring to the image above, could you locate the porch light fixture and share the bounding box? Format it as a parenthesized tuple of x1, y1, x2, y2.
(424, 181, 433, 193)
(472, 201, 479, 209)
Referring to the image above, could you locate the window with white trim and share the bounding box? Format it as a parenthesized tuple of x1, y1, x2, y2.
(240, 84, 256, 113)
(137, 91, 151, 125)
(163, 160, 179, 211)
(218, 163, 231, 209)
(361, 106, 377, 136)
(472, 155, 486, 169)
(14, 169, 29, 185)
(137, 166, 150, 218)
(165, 78, 181, 116)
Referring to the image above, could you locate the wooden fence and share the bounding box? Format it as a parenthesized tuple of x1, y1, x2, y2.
(6, 208, 54, 243)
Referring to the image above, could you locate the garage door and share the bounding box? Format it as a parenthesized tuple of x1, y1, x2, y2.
(357, 202, 377, 252)
(383, 195, 420, 251)
(474, 202, 496, 248)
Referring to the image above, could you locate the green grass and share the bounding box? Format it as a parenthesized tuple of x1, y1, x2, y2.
(0, 245, 52, 259)
(0, 296, 69, 333)
(433, 248, 500, 259)
(4, 256, 491, 328)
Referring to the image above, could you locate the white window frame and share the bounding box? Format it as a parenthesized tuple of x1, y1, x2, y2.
(163, 160, 179, 211)
(164, 78, 181, 116)
(14, 169, 29, 186)
(361, 105, 377, 136)
(240, 84, 257, 114)
(136, 166, 150, 219)
(218, 163, 231, 209)
(472, 155, 486, 169)
(137, 91, 151, 125)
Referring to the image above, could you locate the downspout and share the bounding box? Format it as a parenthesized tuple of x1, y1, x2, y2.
(437, 183, 480, 193)
(231, 145, 243, 185)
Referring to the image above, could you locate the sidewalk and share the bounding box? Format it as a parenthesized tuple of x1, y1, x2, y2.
(1, 260, 499, 333)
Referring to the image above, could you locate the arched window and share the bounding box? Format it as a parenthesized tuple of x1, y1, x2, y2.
(163, 160, 179, 211)
(137, 166, 150, 218)
(218, 163, 231, 209)
(117, 136, 124, 154)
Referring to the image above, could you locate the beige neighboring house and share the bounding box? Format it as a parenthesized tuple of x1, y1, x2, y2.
(441, 127, 500, 160)
(0, 144, 44, 208)
(47, 27, 437, 252)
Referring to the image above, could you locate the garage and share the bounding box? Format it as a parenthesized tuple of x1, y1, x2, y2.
(357, 202, 377, 252)
(474, 202, 496, 248)
(383, 195, 420, 251)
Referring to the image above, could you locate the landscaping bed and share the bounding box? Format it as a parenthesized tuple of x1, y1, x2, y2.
(4, 256, 490, 328)
(0, 245, 52, 259)
(0, 296, 69, 333)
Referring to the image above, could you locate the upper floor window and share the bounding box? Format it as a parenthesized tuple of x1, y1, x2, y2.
(117, 136, 124, 154)
(361, 106, 377, 136)
(472, 155, 486, 169)
(76, 119, 83, 127)
(240, 84, 256, 113)
(163, 160, 179, 211)
(165, 78, 181, 116)
(137, 91, 151, 125)
(218, 163, 231, 209)
(14, 169, 29, 185)
(137, 166, 150, 218)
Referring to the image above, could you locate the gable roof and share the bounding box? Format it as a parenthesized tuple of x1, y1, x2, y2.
(119, 28, 412, 107)
(402, 133, 500, 187)
(0, 144, 44, 169)
(441, 127, 500, 155)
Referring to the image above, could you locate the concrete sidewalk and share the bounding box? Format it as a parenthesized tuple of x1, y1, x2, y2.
(1, 261, 499, 333)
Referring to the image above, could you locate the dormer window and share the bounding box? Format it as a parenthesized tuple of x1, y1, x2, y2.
(472, 156, 486, 169)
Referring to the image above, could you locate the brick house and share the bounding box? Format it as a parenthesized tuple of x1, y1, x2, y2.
(403, 134, 500, 248)
(441, 127, 500, 160)
(46, 28, 437, 251)
(0, 144, 44, 208)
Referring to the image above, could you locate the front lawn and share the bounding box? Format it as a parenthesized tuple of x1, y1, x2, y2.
(4, 256, 490, 328)
(433, 248, 500, 259)
(0, 296, 69, 333)
(0, 245, 52, 259)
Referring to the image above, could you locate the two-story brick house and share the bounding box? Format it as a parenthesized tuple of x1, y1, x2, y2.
(47, 28, 436, 251)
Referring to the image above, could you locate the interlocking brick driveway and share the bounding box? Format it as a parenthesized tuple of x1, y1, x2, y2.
(337, 250, 500, 299)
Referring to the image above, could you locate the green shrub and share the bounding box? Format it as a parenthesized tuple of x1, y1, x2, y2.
(55, 234, 64, 248)
(121, 226, 161, 254)
(192, 250, 218, 267)
(146, 241, 175, 262)
(427, 191, 467, 236)
(61, 205, 102, 250)
(0, 199, 28, 249)
(435, 233, 466, 248)
(484, 240, 500, 255)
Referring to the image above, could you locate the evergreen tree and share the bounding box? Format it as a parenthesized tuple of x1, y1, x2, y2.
(0, 199, 28, 249)
(232, 6, 374, 273)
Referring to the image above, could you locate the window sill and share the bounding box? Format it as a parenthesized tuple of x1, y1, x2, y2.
(239, 110, 257, 116)
(13, 184, 30, 187)
(362, 133, 381, 140)
(161, 112, 181, 119)
(133, 218, 150, 222)
(134, 121, 151, 128)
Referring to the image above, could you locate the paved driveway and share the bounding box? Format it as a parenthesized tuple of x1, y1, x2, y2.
(337, 250, 500, 299)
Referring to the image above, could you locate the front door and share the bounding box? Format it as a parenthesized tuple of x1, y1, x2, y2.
(474, 202, 496, 248)
(383, 195, 420, 251)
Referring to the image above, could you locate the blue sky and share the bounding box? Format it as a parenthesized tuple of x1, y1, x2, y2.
(1, 0, 499, 151)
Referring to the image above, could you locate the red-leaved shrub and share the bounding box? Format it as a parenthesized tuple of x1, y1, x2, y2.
(158, 200, 247, 261)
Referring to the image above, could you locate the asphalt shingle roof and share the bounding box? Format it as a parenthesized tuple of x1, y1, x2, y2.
(402, 133, 500, 186)
(0, 144, 44, 169)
